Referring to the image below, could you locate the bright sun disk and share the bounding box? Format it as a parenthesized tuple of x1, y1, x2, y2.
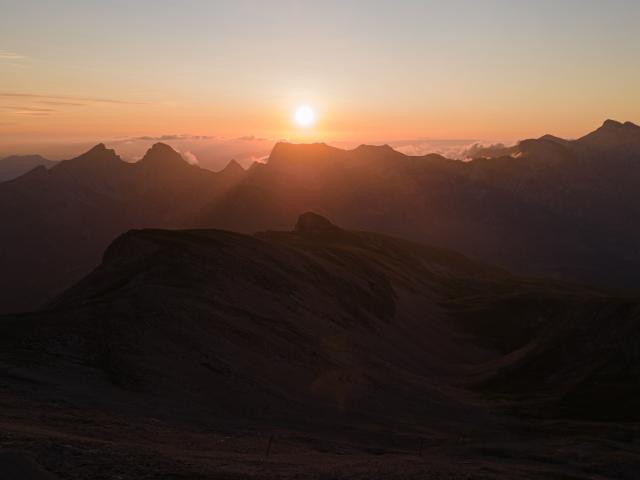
(294, 105, 315, 127)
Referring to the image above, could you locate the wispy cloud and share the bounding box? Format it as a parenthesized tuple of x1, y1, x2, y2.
(236, 135, 267, 142)
(126, 134, 216, 142)
(0, 106, 56, 112)
(38, 100, 84, 107)
(0, 50, 27, 61)
(0, 92, 147, 105)
(0, 105, 56, 116)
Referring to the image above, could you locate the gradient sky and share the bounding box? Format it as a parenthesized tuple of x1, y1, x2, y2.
(1, 0, 640, 149)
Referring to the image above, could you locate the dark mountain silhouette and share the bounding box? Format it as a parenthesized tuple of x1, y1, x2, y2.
(0, 154, 57, 182)
(576, 119, 640, 149)
(199, 120, 640, 288)
(0, 143, 246, 313)
(0, 214, 637, 478)
(220, 158, 246, 176)
(2, 120, 640, 314)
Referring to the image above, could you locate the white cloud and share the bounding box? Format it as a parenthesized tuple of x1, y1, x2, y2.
(389, 139, 479, 159)
(0, 50, 27, 61)
(181, 150, 199, 165)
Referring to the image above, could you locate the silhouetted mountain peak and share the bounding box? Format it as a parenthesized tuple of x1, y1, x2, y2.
(70, 143, 120, 164)
(594, 119, 640, 134)
(351, 144, 406, 165)
(578, 119, 640, 146)
(538, 134, 570, 144)
(601, 119, 623, 129)
(147, 142, 178, 155)
(294, 212, 343, 235)
(517, 138, 571, 159)
(354, 144, 396, 154)
(139, 142, 187, 168)
(268, 142, 341, 163)
(90, 143, 107, 152)
(221, 159, 245, 174)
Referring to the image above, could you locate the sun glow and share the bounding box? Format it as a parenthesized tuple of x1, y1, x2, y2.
(293, 105, 316, 128)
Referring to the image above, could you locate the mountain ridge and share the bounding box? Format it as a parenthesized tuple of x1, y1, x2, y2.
(0, 213, 638, 477)
(0, 154, 57, 182)
(2, 120, 640, 314)
(0, 142, 246, 313)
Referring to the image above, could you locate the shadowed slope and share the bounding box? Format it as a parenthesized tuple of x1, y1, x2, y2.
(0, 142, 246, 313)
(1, 214, 639, 478)
(1, 214, 638, 423)
(3, 214, 502, 425)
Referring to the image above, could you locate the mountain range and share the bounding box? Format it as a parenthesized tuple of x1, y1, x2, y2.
(2, 119, 640, 314)
(1, 213, 638, 478)
(0, 143, 247, 313)
(0, 154, 57, 182)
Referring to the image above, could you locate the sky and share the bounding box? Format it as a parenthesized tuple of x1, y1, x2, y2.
(1, 0, 640, 162)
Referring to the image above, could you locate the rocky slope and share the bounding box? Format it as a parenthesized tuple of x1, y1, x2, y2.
(0, 214, 638, 478)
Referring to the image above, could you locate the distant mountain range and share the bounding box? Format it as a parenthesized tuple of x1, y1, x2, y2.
(0, 154, 57, 181)
(0, 143, 247, 313)
(1, 119, 640, 313)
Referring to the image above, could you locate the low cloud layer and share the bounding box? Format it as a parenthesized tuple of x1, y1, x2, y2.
(461, 143, 514, 159)
(388, 139, 479, 159)
(106, 135, 276, 171)
(128, 134, 216, 142)
(236, 135, 268, 142)
(1, 134, 515, 172)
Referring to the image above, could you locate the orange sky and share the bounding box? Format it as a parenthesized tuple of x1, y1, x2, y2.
(1, 1, 640, 148)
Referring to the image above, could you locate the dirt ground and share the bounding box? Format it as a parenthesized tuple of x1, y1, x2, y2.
(1, 390, 638, 480)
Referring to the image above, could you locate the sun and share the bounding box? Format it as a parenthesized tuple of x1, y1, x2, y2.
(293, 105, 316, 127)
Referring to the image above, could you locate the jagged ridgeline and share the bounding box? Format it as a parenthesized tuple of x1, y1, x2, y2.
(2, 120, 640, 316)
